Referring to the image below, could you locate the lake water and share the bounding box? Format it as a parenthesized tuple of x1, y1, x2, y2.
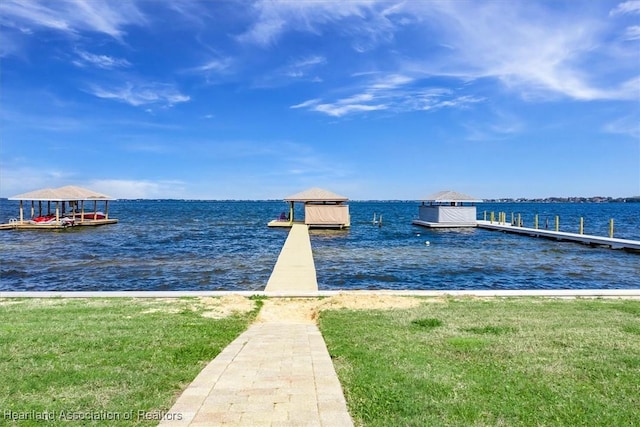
(0, 200, 638, 291)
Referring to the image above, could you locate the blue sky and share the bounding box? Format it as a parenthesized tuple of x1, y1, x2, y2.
(1, 0, 639, 200)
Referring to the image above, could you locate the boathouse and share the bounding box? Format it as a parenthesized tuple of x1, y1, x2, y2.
(412, 190, 482, 228)
(2, 185, 118, 230)
(268, 187, 350, 229)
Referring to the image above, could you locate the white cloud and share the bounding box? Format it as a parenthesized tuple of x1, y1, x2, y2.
(398, 1, 640, 102)
(74, 49, 131, 69)
(237, 1, 637, 103)
(0, 0, 146, 40)
(290, 99, 321, 109)
(190, 57, 233, 73)
(603, 114, 640, 139)
(283, 55, 326, 78)
(610, 1, 640, 16)
(291, 72, 482, 117)
(237, 0, 396, 49)
(87, 82, 190, 107)
(314, 102, 388, 117)
(624, 25, 640, 40)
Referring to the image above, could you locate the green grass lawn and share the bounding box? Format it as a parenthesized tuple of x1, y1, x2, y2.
(319, 298, 640, 427)
(0, 298, 260, 426)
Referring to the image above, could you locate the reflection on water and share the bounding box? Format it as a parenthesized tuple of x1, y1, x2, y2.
(0, 200, 638, 291)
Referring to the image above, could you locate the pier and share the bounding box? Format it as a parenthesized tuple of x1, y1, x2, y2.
(477, 220, 640, 251)
(265, 224, 318, 292)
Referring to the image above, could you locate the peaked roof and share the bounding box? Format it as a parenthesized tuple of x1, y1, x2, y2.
(422, 190, 482, 203)
(9, 185, 114, 201)
(284, 187, 349, 202)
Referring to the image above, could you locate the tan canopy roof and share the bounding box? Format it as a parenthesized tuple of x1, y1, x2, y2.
(422, 190, 482, 203)
(284, 187, 349, 202)
(9, 185, 114, 201)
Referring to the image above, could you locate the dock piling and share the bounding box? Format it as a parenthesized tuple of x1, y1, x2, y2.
(610, 219, 614, 238)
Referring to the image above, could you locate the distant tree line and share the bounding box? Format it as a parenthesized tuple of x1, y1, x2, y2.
(484, 196, 640, 203)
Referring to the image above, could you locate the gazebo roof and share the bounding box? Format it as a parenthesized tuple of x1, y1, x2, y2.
(284, 187, 349, 202)
(422, 190, 482, 203)
(9, 185, 114, 201)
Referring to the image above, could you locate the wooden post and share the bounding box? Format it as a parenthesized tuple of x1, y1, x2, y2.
(490, 212, 495, 223)
(517, 213, 521, 227)
(289, 201, 294, 223)
(19, 200, 24, 223)
(31, 201, 35, 219)
(579, 217, 584, 235)
(609, 219, 614, 238)
(483, 211, 487, 221)
(534, 214, 538, 229)
(55, 201, 60, 223)
(555, 215, 559, 232)
(105, 201, 109, 220)
(81, 201, 85, 222)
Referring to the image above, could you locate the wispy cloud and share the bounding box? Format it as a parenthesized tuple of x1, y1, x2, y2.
(624, 25, 640, 40)
(237, 1, 637, 103)
(603, 114, 640, 139)
(73, 49, 131, 69)
(283, 55, 326, 78)
(0, 0, 146, 40)
(402, 1, 639, 102)
(610, 0, 640, 16)
(87, 82, 190, 107)
(291, 73, 482, 117)
(236, 0, 396, 50)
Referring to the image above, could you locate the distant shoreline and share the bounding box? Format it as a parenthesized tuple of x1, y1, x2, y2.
(1, 197, 639, 203)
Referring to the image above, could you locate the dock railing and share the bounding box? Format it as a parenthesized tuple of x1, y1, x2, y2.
(482, 211, 620, 239)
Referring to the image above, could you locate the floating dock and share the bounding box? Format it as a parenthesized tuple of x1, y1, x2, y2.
(0, 219, 118, 230)
(477, 220, 640, 251)
(412, 219, 477, 228)
(265, 223, 318, 292)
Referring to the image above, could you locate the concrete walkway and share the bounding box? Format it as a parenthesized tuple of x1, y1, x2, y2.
(158, 301, 352, 426)
(265, 224, 317, 292)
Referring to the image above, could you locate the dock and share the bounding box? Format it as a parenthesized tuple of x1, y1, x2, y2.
(0, 219, 118, 230)
(265, 224, 318, 292)
(477, 220, 640, 251)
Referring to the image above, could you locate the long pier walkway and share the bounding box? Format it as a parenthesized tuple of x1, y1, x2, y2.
(477, 220, 640, 251)
(265, 224, 318, 292)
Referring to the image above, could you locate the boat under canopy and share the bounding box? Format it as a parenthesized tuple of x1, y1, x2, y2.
(1, 185, 118, 230)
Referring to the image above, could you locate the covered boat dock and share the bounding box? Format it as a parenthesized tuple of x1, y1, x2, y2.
(1, 185, 118, 230)
(412, 190, 482, 228)
(268, 187, 351, 229)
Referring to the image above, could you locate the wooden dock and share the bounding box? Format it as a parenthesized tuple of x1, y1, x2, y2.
(265, 224, 318, 292)
(477, 220, 640, 251)
(0, 219, 118, 230)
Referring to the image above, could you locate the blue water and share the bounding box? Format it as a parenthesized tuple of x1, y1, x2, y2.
(0, 200, 638, 291)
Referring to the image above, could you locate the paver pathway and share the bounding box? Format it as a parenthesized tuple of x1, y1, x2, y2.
(158, 300, 353, 426)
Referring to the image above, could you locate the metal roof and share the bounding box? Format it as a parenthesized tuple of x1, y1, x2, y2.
(9, 185, 115, 201)
(284, 187, 349, 202)
(422, 190, 482, 203)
